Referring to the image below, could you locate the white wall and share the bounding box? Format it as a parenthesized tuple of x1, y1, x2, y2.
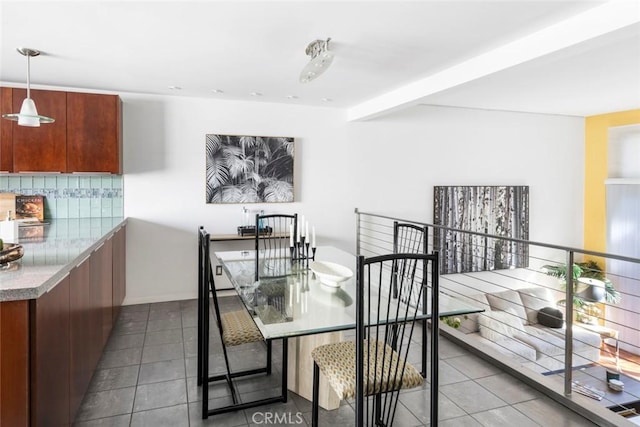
(122, 95, 585, 304)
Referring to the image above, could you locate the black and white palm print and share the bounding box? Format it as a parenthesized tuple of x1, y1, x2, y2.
(206, 134, 294, 203)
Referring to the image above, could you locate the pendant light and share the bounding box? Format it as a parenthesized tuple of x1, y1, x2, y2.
(2, 47, 55, 127)
(299, 38, 334, 83)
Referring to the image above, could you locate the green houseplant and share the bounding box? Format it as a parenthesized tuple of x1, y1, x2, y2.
(542, 260, 621, 311)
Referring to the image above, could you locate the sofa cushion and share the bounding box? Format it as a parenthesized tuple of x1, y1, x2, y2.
(545, 325, 602, 354)
(514, 327, 564, 357)
(538, 307, 563, 328)
(485, 290, 527, 325)
(470, 332, 537, 362)
(478, 308, 525, 342)
(457, 293, 491, 333)
(514, 324, 601, 359)
(518, 287, 555, 325)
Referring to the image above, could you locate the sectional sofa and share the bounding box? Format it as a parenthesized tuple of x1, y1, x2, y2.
(454, 286, 602, 373)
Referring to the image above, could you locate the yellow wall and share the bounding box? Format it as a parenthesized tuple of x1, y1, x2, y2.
(584, 109, 640, 253)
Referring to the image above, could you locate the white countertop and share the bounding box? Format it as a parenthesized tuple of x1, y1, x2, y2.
(0, 217, 126, 302)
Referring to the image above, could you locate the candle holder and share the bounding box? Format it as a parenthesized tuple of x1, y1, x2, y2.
(290, 236, 316, 268)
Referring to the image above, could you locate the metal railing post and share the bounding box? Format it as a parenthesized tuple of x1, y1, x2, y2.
(564, 250, 574, 396)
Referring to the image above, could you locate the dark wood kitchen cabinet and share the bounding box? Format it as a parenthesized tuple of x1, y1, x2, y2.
(0, 87, 14, 172)
(0, 225, 126, 426)
(0, 87, 122, 174)
(67, 93, 122, 174)
(112, 225, 126, 321)
(0, 300, 30, 426)
(69, 256, 96, 421)
(30, 275, 71, 427)
(12, 88, 68, 173)
(91, 238, 114, 348)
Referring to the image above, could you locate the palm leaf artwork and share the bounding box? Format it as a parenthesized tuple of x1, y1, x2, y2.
(205, 134, 294, 203)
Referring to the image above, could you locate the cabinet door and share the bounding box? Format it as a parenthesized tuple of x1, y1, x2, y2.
(0, 87, 14, 172)
(69, 257, 94, 422)
(91, 238, 114, 349)
(67, 93, 121, 173)
(0, 300, 29, 426)
(112, 225, 126, 321)
(31, 275, 70, 427)
(12, 88, 67, 172)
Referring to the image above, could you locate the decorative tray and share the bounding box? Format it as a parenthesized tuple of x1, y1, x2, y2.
(310, 261, 353, 288)
(0, 243, 25, 266)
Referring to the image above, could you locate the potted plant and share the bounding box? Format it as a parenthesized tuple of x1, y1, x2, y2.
(542, 260, 620, 322)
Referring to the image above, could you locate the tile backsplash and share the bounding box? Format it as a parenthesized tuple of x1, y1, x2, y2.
(0, 175, 123, 219)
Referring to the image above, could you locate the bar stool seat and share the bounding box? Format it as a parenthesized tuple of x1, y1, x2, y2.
(311, 340, 423, 400)
(221, 310, 263, 347)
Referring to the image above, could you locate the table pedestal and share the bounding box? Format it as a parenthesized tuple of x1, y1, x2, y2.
(287, 332, 342, 410)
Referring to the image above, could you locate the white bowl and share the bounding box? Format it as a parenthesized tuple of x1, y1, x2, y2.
(310, 261, 353, 288)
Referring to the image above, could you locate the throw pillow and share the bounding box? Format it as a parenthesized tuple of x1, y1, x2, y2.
(478, 308, 525, 342)
(537, 306, 564, 328)
(485, 290, 528, 325)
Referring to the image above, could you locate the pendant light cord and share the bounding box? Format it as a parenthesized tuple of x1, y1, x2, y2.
(26, 53, 31, 99)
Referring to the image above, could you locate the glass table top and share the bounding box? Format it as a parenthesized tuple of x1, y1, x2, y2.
(215, 246, 482, 340)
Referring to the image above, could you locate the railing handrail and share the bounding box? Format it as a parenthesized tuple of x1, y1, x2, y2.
(355, 208, 640, 264)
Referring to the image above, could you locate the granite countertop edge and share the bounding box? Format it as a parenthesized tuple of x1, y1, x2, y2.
(0, 217, 127, 302)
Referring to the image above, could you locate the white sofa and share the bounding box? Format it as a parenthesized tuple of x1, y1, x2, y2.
(454, 287, 602, 373)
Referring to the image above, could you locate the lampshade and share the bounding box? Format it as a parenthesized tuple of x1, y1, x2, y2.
(576, 277, 606, 302)
(299, 38, 334, 83)
(1, 47, 55, 127)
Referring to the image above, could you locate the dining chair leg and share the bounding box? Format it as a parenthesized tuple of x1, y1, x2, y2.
(221, 342, 239, 404)
(267, 339, 272, 375)
(312, 362, 320, 427)
(421, 317, 427, 378)
(281, 338, 288, 403)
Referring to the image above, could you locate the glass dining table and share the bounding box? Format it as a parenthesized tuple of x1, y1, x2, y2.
(214, 245, 483, 410)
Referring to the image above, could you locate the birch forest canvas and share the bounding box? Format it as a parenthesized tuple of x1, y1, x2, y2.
(433, 186, 529, 274)
(206, 134, 294, 203)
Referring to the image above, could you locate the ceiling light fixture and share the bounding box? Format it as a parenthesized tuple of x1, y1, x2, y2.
(299, 38, 334, 84)
(2, 47, 55, 127)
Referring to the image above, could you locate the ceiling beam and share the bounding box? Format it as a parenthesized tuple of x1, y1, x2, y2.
(346, 0, 640, 122)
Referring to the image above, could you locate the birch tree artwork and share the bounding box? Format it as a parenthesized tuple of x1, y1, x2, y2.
(433, 186, 529, 274)
(206, 134, 294, 203)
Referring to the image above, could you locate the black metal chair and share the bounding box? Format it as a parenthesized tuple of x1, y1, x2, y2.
(310, 252, 439, 427)
(393, 221, 429, 376)
(197, 227, 279, 419)
(254, 213, 297, 282)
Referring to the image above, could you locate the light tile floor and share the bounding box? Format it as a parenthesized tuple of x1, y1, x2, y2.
(74, 298, 599, 426)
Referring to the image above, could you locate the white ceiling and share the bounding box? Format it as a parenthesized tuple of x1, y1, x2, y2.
(1, 0, 639, 120)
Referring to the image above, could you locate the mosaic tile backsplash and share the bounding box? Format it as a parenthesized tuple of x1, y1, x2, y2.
(0, 175, 123, 219)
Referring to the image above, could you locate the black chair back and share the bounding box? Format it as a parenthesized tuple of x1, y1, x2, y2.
(393, 221, 428, 255)
(392, 222, 428, 305)
(254, 213, 297, 282)
(355, 252, 439, 427)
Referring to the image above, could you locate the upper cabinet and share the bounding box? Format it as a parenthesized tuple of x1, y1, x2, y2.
(0, 88, 122, 174)
(67, 93, 122, 174)
(12, 89, 67, 173)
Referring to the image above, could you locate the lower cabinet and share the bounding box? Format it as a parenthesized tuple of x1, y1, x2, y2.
(0, 226, 126, 427)
(70, 256, 95, 421)
(0, 300, 30, 425)
(31, 276, 71, 427)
